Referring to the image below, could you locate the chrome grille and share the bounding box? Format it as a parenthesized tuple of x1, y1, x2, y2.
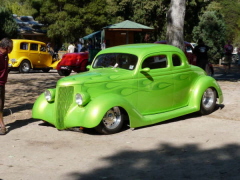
(56, 86, 74, 129)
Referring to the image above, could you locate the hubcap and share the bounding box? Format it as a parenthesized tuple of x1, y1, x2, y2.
(202, 88, 215, 109)
(103, 107, 121, 129)
(23, 63, 30, 71)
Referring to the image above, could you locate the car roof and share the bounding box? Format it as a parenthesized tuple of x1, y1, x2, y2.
(98, 43, 184, 57)
(11, 39, 46, 45)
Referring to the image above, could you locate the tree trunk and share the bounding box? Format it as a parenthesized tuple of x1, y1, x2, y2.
(166, 0, 186, 51)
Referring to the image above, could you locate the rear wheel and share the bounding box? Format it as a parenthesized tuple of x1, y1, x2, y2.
(95, 107, 124, 134)
(19, 60, 31, 73)
(199, 88, 216, 115)
(57, 69, 71, 76)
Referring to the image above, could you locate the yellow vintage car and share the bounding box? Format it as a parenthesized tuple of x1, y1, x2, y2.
(8, 39, 60, 73)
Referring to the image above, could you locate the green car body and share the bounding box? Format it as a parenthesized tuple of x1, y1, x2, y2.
(32, 43, 223, 134)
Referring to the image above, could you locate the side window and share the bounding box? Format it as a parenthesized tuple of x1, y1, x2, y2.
(20, 43, 28, 50)
(30, 43, 38, 51)
(40, 45, 47, 52)
(172, 54, 182, 66)
(142, 55, 167, 69)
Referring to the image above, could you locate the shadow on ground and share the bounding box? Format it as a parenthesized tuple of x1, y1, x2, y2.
(65, 142, 240, 180)
(6, 118, 39, 132)
(213, 65, 240, 81)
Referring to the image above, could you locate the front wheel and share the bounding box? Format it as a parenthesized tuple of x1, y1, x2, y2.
(19, 60, 31, 73)
(199, 88, 216, 115)
(57, 69, 71, 76)
(95, 107, 124, 134)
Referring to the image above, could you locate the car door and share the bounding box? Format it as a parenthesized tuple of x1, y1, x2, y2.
(39, 44, 52, 67)
(137, 54, 174, 115)
(29, 43, 41, 68)
(171, 53, 195, 108)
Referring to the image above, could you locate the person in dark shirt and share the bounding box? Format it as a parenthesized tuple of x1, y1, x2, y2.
(0, 38, 13, 135)
(223, 40, 234, 73)
(193, 39, 210, 71)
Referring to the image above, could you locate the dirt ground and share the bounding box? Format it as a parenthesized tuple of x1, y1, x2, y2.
(1, 66, 240, 180)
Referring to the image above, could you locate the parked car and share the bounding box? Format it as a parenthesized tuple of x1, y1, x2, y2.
(56, 52, 89, 76)
(32, 43, 223, 134)
(8, 39, 60, 73)
(154, 40, 214, 76)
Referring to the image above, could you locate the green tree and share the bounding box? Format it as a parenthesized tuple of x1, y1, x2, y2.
(217, 0, 240, 45)
(184, 0, 211, 41)
(0, 7, 18, 39)
(106, 0, 170, 41)
(36, 0, 109, 43)
(193, 11, 226, 63)
(3, 0, 38, 16)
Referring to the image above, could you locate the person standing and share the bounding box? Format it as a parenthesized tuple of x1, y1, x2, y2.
(0, 38, 13, 135)
(193, 39, 210, 71)
(77, 41, 82, 53)
(67, 42, 75, 53)
(101, 40, 106, 50)
(237, 45, 240, 72)
(223, 40, 234, 73)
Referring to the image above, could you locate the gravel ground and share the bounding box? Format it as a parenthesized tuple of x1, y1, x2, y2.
(0, 66, 240, 180)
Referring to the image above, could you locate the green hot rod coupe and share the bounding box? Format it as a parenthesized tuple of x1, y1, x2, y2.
(32, 43, 223, 134)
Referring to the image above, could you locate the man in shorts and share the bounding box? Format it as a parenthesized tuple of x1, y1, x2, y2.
(0, 38, 13, 135)
(223, 40, 234, 73)
(193, 39, 210, 71)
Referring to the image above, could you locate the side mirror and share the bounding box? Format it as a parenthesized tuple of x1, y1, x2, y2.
(141, 67, 150, 73)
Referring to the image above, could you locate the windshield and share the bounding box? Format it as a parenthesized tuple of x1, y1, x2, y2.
(92, 53, 138, 70)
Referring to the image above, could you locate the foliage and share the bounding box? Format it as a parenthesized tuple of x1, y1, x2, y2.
(216, 0, 240, 45)
(1, 0, 240, 54)
(184, 0, 211, 41)
(33, 0, 109, 44)
(2, 0, 38, 16)
(0, 7, 18, 39)
(106, 0, 170, 41)
(193, 11, 226, 63)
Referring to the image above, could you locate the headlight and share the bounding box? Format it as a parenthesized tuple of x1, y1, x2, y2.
(10, 59, 17, 63)
(75, 92, 90, 106)
(75, 93, 83, 105)
(44, 89, 55, 102)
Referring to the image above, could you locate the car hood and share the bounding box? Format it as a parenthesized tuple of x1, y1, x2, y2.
(57, 68, 134, 86)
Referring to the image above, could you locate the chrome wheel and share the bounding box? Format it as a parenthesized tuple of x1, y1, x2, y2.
(202, 88, 215, 109)
(199, 88, 216, 115)
(19, 60, 31, 73)
(95, 106, 124, 134)
(102, 107, 121, 130)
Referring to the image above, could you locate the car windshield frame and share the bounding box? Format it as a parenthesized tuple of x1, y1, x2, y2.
(92, 53, 138, 70)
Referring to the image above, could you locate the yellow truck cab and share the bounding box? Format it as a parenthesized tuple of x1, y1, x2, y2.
(8, 39, 60, 73)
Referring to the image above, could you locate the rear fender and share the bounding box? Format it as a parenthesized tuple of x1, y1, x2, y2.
(49, 60, 60, 69)
(189, 76, 223, 110)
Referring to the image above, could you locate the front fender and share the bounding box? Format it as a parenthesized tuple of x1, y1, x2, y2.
(32, 92, 56, 124)
(65, 93, 143, 128)
(189, 76, 223, 110)
(9, 57, 32, 68)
